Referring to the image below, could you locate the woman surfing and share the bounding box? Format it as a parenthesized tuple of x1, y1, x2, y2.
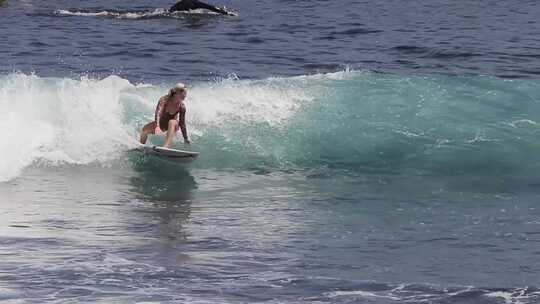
(139, 83, 191, 148)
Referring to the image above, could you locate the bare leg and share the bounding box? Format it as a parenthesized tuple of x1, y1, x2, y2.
(140, 121, 156, 144)
(164, 119, 179, 148)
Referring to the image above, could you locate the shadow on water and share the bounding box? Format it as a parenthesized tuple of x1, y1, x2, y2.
(129, 152, 197, 202)
(128, 153, 197, 241)
(0, 0, 6, 8)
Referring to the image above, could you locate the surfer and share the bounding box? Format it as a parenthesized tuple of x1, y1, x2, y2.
(139, 83, 191, 148)
(169, 0, 234, 15)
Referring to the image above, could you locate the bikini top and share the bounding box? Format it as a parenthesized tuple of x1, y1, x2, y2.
(164, 109, 181, 117)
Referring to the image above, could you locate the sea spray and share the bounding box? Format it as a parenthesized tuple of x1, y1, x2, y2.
(2, 70, 540, 182)
(0, 73, 134, 181)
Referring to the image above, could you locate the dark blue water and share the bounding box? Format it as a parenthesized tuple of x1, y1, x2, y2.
(1, 0, 540, 303)
(2, 0, 540, 81)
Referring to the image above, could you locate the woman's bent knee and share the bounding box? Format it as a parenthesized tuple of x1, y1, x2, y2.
(142, 122, 156, 133)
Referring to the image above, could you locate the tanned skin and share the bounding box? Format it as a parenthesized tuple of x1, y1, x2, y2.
(140, 87, 190, 148)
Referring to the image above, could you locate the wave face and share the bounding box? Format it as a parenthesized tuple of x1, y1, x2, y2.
(2, 71, 540, 181)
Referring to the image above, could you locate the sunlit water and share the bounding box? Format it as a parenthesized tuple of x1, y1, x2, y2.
(2, 0, 540, 303)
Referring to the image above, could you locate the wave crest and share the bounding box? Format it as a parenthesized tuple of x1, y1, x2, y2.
(2, 71, 540, 181)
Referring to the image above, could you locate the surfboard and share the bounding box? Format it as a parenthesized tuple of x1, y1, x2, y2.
(133, 144, 199, 163)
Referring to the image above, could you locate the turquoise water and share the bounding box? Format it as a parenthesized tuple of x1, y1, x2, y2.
(3, 71, 540, 186)
(2, 0, 540, 302)
(2, 71, 540, 303)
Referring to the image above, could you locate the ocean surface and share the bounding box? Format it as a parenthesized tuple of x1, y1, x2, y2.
(2, 0, 540, 303)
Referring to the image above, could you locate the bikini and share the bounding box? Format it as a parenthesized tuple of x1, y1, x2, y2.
(159, 109, 181, 131)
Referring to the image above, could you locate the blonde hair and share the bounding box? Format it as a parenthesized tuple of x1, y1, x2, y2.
(167, 82, 186, 98)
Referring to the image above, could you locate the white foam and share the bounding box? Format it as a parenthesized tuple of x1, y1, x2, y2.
(0, 73, 316, 181)
(324, 290, 401, 300)
(0, 73, 136, 181)
(54, 9, 167, 19)
(466, 132, 499, 144)
(54, 8, 232, 19)
(485, 289, 540, 304)
(269, 67, 363, 82)
(187, 79, 312, 130)
(509, 119, 539, 128)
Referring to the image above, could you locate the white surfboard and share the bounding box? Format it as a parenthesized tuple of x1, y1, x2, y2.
(134, 144, 199, 163)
